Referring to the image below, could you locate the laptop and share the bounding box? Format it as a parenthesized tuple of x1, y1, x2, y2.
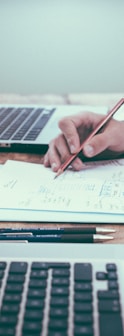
(0, 242, 124, 335)
(0, 104, 111, 154)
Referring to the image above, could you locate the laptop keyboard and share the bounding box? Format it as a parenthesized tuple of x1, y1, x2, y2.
(0, 258, 123, 335)
(0, 107, 55, 141)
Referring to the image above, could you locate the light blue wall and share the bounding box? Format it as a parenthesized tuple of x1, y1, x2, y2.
(0, 0, 124, 94)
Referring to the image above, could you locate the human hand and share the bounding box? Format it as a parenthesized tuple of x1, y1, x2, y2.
(44, 111, 124, 171)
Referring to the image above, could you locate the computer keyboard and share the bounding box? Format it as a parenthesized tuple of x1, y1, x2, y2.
(0, 258, 123, 336)
(0, 107, 55, 141)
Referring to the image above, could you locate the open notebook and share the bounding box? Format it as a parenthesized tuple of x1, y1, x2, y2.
(0, 158, 123, 223)
(0, 243, 124, 335)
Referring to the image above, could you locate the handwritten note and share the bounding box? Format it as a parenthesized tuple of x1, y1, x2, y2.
(0, 159, 124, 223)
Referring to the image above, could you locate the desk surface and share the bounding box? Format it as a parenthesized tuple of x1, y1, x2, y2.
(0, 93, 124, 244)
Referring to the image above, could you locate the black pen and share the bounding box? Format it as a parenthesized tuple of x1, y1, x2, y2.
(0, 227, 116, 235)
(0, 234, 113, 243)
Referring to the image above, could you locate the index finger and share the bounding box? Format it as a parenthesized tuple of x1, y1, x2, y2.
(58, 111, 104, 153)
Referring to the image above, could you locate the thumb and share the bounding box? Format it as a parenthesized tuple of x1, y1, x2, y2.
(83, 133, 109, 158)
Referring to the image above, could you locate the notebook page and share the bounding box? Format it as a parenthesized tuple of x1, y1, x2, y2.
(0, 159, 123, 221)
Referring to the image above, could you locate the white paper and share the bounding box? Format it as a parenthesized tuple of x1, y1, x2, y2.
(0, 159, 124, 223)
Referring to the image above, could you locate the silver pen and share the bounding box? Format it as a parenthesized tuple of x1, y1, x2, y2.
(0, 234, 114, 243)
(0, 227, 116, 235)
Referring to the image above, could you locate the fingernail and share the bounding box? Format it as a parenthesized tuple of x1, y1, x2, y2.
(44, 157, 48, 165)
(84, 144, 94, 157)
(70, 145, 76, 153)
(51, 162, 57, 171)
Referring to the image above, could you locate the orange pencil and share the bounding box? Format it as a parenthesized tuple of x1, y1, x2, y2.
(55, 98, 124, 178)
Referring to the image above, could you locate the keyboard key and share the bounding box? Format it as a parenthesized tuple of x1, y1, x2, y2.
(22, 321, 42, 333)
(24, 309, 44, 321)
(75, 283, 92, 292)
(0, 327, 16, 335)
(99, 313, 123, 336)
(31, 262, 48, 270)
(74, 313, 93, 325)
(74, 263, 92, 282)
(0, 270, 5, 279)
(48, 332, 67, 336)
(106, 263, 117, 272)
(30, 269, 48, 279)
(75, 292, 92, 302)
(51, 287, 69, 296)
(49, 307, 68, 318)
(52, 269, 70, 277)
(74, 302, 93, 313)
(98, 299, 121, 313)
(22, 333, 41, 336)
(3, 293, 22, 303)
(96, 272, 108, 280)
(27, 288, 46, 298)
(0, 262, 6, 270)
(108, 280, 119, 290)
(1, 303, 20, 315)
(0, 315, 17, 326)
(9, 262, 28, 274)
(50, 297, 69, 307)
(7, 274, 25, 283)
(29, 279, 47, 289)
(48, 318, 68, 331)
(49, 262, 70, 269)
(52, 277, 69, 287)
(74, 325, 94, 335)
(5, 283, 24, 293)
(107, 272, 118, 280)
(97, 290, 119, 300)
(25, 298, 44, 310)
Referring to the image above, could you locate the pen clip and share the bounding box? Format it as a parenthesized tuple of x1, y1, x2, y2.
(0, 240, 28, 243)
(0, 232, 33, 237)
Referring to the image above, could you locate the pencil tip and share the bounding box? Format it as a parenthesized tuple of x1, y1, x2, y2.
(94, 234, 114, 242)
(96, 228, 116, 234)
(54, 169, 63, 179)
